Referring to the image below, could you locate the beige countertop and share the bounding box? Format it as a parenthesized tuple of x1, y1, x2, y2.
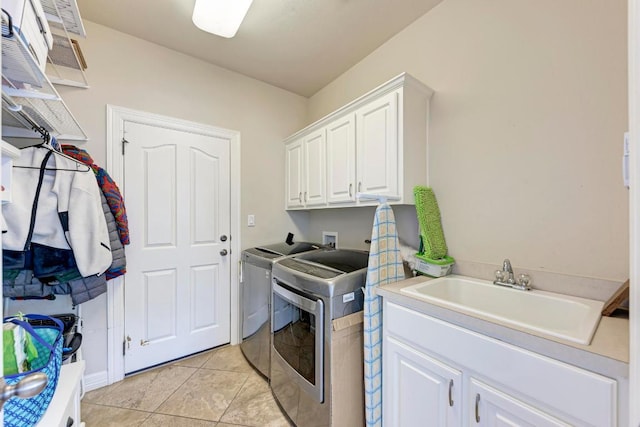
(377, 275, 629, 380)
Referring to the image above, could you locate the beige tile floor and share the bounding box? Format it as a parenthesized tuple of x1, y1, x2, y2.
(82, 345, 292, 427)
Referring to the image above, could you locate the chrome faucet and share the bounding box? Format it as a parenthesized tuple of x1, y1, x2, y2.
(494, 259, 531, 290)
(502, 259, 515, 284)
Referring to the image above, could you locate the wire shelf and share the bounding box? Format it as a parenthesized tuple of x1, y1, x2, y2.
(1, 6, 88, 141)
(40, 0, 86, 38)
(46, 27, 89, 88)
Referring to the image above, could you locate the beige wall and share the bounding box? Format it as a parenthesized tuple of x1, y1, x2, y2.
(60, 21, 310, 252)
(55, 21, 310, 376)
(31, 0, 628, 377)
(307, 0, 629, 281)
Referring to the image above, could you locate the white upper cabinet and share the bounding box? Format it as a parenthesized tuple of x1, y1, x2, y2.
(356, 90, 399, 198)
(284, 73, 433, 210)
(285, 139, 304, 209)
(326, 113, 356, 204)
(285, 131, 327, 209)
(303, 129, 327, 207)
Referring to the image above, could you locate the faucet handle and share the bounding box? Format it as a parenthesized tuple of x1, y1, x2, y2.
(495, 270, 506, 282)
(517, 273, 531, 289)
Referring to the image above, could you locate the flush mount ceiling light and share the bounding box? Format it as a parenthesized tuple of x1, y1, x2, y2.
(192, 0, 254, 38)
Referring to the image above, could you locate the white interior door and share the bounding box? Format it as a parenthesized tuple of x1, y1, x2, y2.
(123, 120, 231, 373)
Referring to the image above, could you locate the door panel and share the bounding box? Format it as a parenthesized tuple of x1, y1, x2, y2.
(285, 140, 304, 208)
(326, 114, 355, 204)
(191, 148, 218, 244)
(144, 269, 177, 341)
(384, 336, 461, 427)
(356, 91, 399, 196)
(191, 265, 219, 330)
(470, 378, 570, 427)
(303, 129, 326, 206)
(124, 120, 230, 373)
(143, 145, 176, 247)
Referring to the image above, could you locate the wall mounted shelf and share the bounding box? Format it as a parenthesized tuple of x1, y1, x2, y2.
(2, 6, 87, 142)
(40, 0, 86, 37)
(42, 0, 88, 87)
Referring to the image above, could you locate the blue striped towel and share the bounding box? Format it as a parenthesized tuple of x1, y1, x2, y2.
(363, 203, 405, 427)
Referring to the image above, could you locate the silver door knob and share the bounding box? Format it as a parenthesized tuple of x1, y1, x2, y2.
(220, 235, 228, 242)
(220, 249, 228, 256)
(0, 372, 48, 410)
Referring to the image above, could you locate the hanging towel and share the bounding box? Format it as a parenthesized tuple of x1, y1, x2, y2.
(363, 203, 405, 427)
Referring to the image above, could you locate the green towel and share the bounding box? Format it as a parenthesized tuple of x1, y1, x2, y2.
(3, 323, 38, 375)
(414, 186, 448, 260)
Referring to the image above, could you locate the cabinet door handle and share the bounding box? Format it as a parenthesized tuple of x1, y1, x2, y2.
(349, 183, 353, 197)
(358, 182, 362, 192)
(475, 393, 481, 423)
(298, 192, 302, 202)
(448, 379, 454, 407)
(304, 191, 307, 202)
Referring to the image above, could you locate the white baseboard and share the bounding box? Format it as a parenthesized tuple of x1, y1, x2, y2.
(83, 371, 109, 392)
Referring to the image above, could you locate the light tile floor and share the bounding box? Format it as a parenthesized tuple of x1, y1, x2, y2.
(81, 345, 292, 427)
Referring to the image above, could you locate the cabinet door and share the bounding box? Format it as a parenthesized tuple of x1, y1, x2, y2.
(469, 378, 570, 427)
(285, 139, 304, 208)
(384, 336, 462, 427)
(356, 90, 399, 197)
(326, 114, 356, 204)
(303, 129, 326, 207)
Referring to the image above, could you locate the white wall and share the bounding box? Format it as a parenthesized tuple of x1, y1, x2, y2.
(55, 21, 311, 376)
(306, 0, 629, 282)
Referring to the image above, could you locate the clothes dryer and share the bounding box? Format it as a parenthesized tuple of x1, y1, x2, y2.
(240, 241, 323, 379)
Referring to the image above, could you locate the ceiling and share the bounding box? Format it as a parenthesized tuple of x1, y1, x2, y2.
(76, 0, 443, 97)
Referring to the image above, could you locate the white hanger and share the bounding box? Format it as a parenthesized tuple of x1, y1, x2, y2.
(356, 192, 401, 204)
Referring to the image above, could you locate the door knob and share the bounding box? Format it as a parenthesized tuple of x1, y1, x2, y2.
(220, 249, 228, 256)
(220, 235, 228, 242)
(0, 372, 48, 410)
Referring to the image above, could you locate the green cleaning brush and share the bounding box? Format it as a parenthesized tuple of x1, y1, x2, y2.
(414, 186, 448, 260)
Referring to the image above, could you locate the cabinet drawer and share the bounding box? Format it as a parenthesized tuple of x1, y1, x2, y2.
(384, 301, 617, 426)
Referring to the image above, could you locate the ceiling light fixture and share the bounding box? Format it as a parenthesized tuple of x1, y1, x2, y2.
(192, 0, 254, 38)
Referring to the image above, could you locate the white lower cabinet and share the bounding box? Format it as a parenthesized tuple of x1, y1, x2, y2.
(385, 336, 461, 427)
(469, 378, 569, 426)
(37, 360, 85, 427)
(382, 301, 618, 427)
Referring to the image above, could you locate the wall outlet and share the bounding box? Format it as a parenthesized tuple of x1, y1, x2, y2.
(248, 214, 255, 227)
(322, 231, 338, 248)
